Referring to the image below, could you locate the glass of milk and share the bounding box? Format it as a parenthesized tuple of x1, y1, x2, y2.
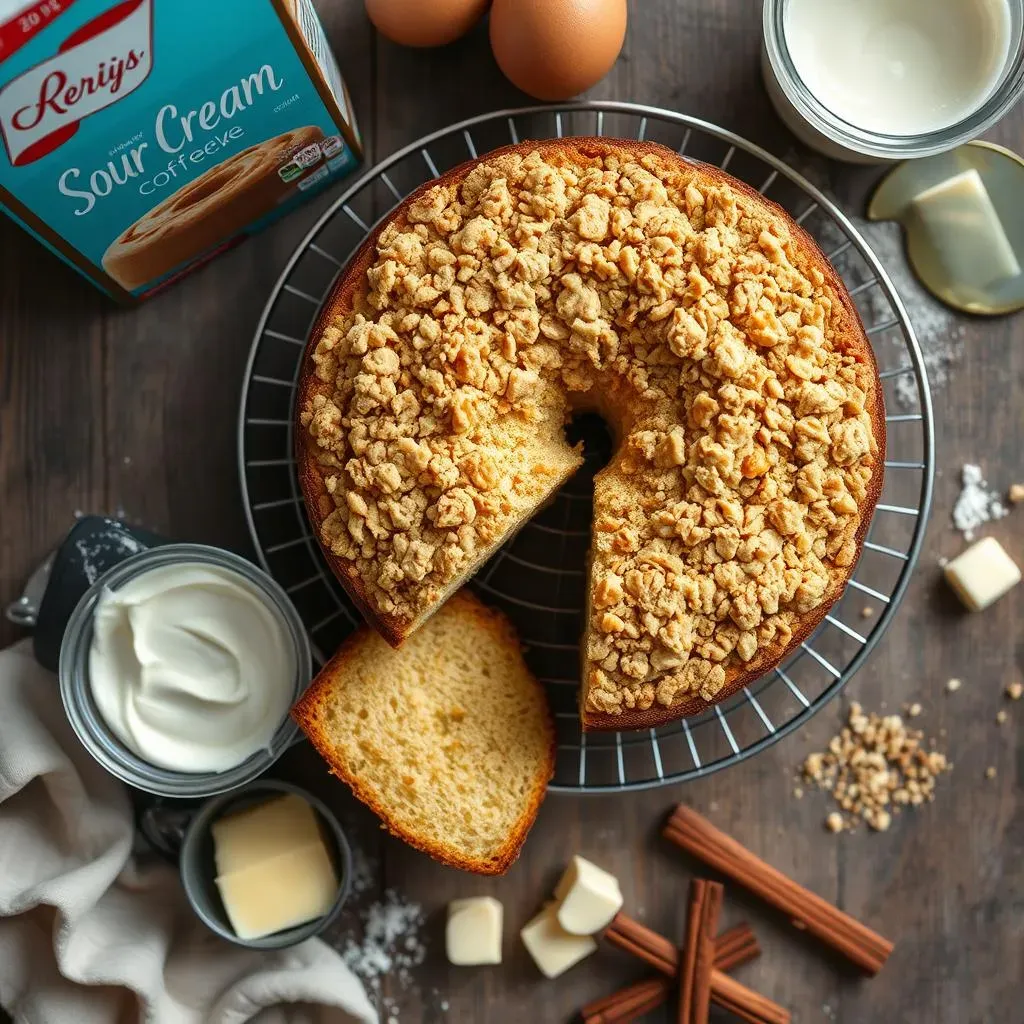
(762, 0, 1024, 161)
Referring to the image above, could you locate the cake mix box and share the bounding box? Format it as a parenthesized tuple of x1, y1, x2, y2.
(0, 0, 362, 302)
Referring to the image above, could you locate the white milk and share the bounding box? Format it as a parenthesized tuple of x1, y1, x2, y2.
(785, 0, 1012, 135)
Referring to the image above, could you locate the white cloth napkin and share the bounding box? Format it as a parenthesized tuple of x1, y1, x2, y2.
(0, 640, 377, 1024)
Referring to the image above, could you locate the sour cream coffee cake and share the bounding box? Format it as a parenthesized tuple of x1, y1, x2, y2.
(297, 139, 884, 730)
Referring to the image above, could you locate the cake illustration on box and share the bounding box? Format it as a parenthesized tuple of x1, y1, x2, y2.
(102, 125, 323, 290)
(0, 0, 361, 302)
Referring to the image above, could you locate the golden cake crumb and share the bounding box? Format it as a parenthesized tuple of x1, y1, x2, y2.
(995, 709, 1008, 725)
(985, 766, 997, 780)
(1008, 483, 1024, 504)
(946, 677, 962, 693)
(802, 701, 950, 833)
(300, 144, 879, 718)
(1006, 681, 1023, 700)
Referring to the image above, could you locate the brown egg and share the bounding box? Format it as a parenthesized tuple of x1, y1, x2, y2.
(365, 0, 490, 48)
(489, 0, 627, 101)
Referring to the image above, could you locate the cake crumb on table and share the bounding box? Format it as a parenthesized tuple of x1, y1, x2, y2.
(1006, 682, 1023, 700)
(996, 710, 1008, 725)
(907, 702, 922, 718)
(801, 702, 950, 833)
(1008, 483, 1024, 504)
(946, 678, 962, 693)
(861, 606, 874, 619)
(985, 766, 997, 780)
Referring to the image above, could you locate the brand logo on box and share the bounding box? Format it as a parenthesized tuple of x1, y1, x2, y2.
(0, 0, 153, 167)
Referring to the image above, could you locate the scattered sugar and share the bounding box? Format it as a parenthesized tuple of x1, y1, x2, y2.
(348, 843, 376, 897)
(952, 464, 1008, 540)
(74, 525, 145, 584)
(342, 889, 426, 996)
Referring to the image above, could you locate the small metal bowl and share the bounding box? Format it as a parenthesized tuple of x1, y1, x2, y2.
(59, 543, 311, 798)
(179, 779, 352, 949)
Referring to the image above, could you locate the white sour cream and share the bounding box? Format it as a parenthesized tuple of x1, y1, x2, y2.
(88, 562, 296, 773)
(785, 0, 1012, 135)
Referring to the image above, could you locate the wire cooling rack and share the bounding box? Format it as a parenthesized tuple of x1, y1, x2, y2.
(238, 102, 934, 793)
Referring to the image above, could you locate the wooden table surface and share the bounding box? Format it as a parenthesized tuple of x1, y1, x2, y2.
(2, 3, 1022, 1023)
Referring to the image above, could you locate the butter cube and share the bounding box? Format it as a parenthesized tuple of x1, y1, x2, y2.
(912, 169, 1021, 289)
(554, 855, 623, 935)
(215, 842, 338, 940)
(446, 897, 503, 965)
(944, 536, 1021, 611)
(211, 794, 338, 941)
(212, 794, 324, 875)
(521, 905, 597, 978)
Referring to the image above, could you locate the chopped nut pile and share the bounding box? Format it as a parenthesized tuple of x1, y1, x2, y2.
(301, 142, 880, 717)
(802, 702, 950, 833)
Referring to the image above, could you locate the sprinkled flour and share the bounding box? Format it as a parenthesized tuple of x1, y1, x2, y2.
(782, 151, 965, 409)
(342, 890, 426, 994)
(952, 464, 1008, 540)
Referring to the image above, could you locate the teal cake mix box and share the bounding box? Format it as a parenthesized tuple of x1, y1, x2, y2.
(0, 0, 362, 301)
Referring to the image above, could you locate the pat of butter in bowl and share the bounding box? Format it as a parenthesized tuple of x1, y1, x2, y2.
(212, 794, 339, 941)
(88, 562, 296, 772)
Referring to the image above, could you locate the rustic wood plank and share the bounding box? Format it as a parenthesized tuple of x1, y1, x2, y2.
(0, 222, 107, 652)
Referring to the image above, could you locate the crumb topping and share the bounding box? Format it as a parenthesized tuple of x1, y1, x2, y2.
(803, 702, 950, 832)
(300, 144, 880, 715)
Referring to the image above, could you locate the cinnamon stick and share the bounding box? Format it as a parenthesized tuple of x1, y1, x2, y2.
(713, 922, 761, 972)
(677, 880, 723, 1024)
(604, 911, 677, 975)
(676, 879, 706, 1024)
(713, 972, 790, 1024)
(663, 805, 893, 975)
(602, 913, 786, 1023)
(581, 977, 669, 1024)
(694, 881, 723, 1024)
(602, 918, 759, 977)
(582, 923, 759, 1024)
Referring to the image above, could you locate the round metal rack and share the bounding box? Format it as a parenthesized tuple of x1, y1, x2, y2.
(238, 102, 935, 793)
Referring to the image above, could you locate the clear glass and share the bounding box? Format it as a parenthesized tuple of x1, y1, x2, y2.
(762, 0, 1024, 161)
(59, 544, 311, 798)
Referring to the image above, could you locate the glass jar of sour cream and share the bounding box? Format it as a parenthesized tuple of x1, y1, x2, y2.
(60, 544, 312, 798)
(762, 0, 1024, 161)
